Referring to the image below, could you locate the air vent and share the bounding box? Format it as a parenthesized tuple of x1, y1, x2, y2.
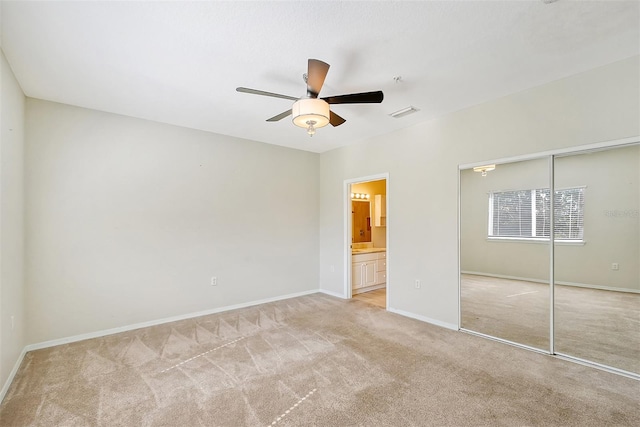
(389, 106, 419, 118)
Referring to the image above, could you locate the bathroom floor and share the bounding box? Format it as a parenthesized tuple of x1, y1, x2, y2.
(352, 288, 386, 309)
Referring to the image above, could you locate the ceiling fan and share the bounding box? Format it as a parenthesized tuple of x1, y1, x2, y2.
(236, 59, 384, 136)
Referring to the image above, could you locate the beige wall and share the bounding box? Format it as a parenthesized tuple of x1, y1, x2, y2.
(460, 146, 640, 292)
(0, 51, 26, 392)
(25, 99, 320, 344)
(319, 56, 640, 327)
(555, 145, 639, 290)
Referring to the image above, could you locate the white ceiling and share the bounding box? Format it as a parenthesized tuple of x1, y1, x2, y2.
(1, 1, 638, 153)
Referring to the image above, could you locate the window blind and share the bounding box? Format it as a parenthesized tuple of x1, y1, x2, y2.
(489, 187, 584, 240)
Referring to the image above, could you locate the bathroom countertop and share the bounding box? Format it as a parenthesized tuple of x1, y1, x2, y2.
(352, 248, 386, 254)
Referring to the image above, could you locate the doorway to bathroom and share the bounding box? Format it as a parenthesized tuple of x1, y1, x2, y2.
(344, 173, 389, 309)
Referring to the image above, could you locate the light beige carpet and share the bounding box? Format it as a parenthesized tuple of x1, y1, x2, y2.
(461, 274, 640, 374)
(1, 293, 639, 426)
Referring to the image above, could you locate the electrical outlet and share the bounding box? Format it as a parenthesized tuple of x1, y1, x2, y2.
(330, 265, 335, 273)
(211, 276, 218, 286)
(611, 263, 619, 271)
(415, 279, 421, 289)
(11, 315, 15, 330)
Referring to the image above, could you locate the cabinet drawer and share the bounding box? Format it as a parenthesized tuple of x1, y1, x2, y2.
(352, 253, 378, 263)
(376, 259, 386, 272)
(377, 252, 386, 260)
(375, 271, 386, 285)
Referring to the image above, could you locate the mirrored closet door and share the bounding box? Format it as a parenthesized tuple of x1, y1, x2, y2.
(460, 141, 639, 377)
(554, 144, 639, 375)
(460, 158, 550, 351)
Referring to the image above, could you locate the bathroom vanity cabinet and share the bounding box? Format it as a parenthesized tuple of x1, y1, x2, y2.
(352, 250, 386, 293)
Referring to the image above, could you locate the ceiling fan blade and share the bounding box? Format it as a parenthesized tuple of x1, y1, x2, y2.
(322, 91, 384, 105)
(329, 111, 346, 127)
(306, 59, 330, 98)
(266, 109, 292, 122)
(236, 87, 298, 101)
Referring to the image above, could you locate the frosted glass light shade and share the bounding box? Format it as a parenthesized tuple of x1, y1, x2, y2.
(292, 98, 330, 128)
(473, 164, 496, 176)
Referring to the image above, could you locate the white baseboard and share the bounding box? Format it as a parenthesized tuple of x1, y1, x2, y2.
(0, 347, 27, 404)
(387, 307, 458, 331)
(25, 289, 319, 353)
(555, 280, 640, 294)
(318, 289, 347, 299)
(461, 271, 640, 294)
(462, 271, 547, 285)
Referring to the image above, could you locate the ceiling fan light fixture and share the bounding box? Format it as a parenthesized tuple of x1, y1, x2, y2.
(473, 164, 496, 177)
(292, 98, 330, 136)
(238, 59, 383, 136)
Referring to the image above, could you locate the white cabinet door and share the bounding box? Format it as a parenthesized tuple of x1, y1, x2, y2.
(373, 194, 387, 227)
(363, 262, 376, 287)
(352, 252, 385, 290)
(352, 262, 363, 289)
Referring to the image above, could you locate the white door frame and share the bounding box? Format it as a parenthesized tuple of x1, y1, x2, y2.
(344, 173, 390, 308)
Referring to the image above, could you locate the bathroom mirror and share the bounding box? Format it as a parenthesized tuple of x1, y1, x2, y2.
(352, 200, 371, 243)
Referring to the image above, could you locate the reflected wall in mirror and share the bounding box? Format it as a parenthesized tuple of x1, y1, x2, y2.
(460, 158, 550, 350)
(554, 144, 639, 374)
